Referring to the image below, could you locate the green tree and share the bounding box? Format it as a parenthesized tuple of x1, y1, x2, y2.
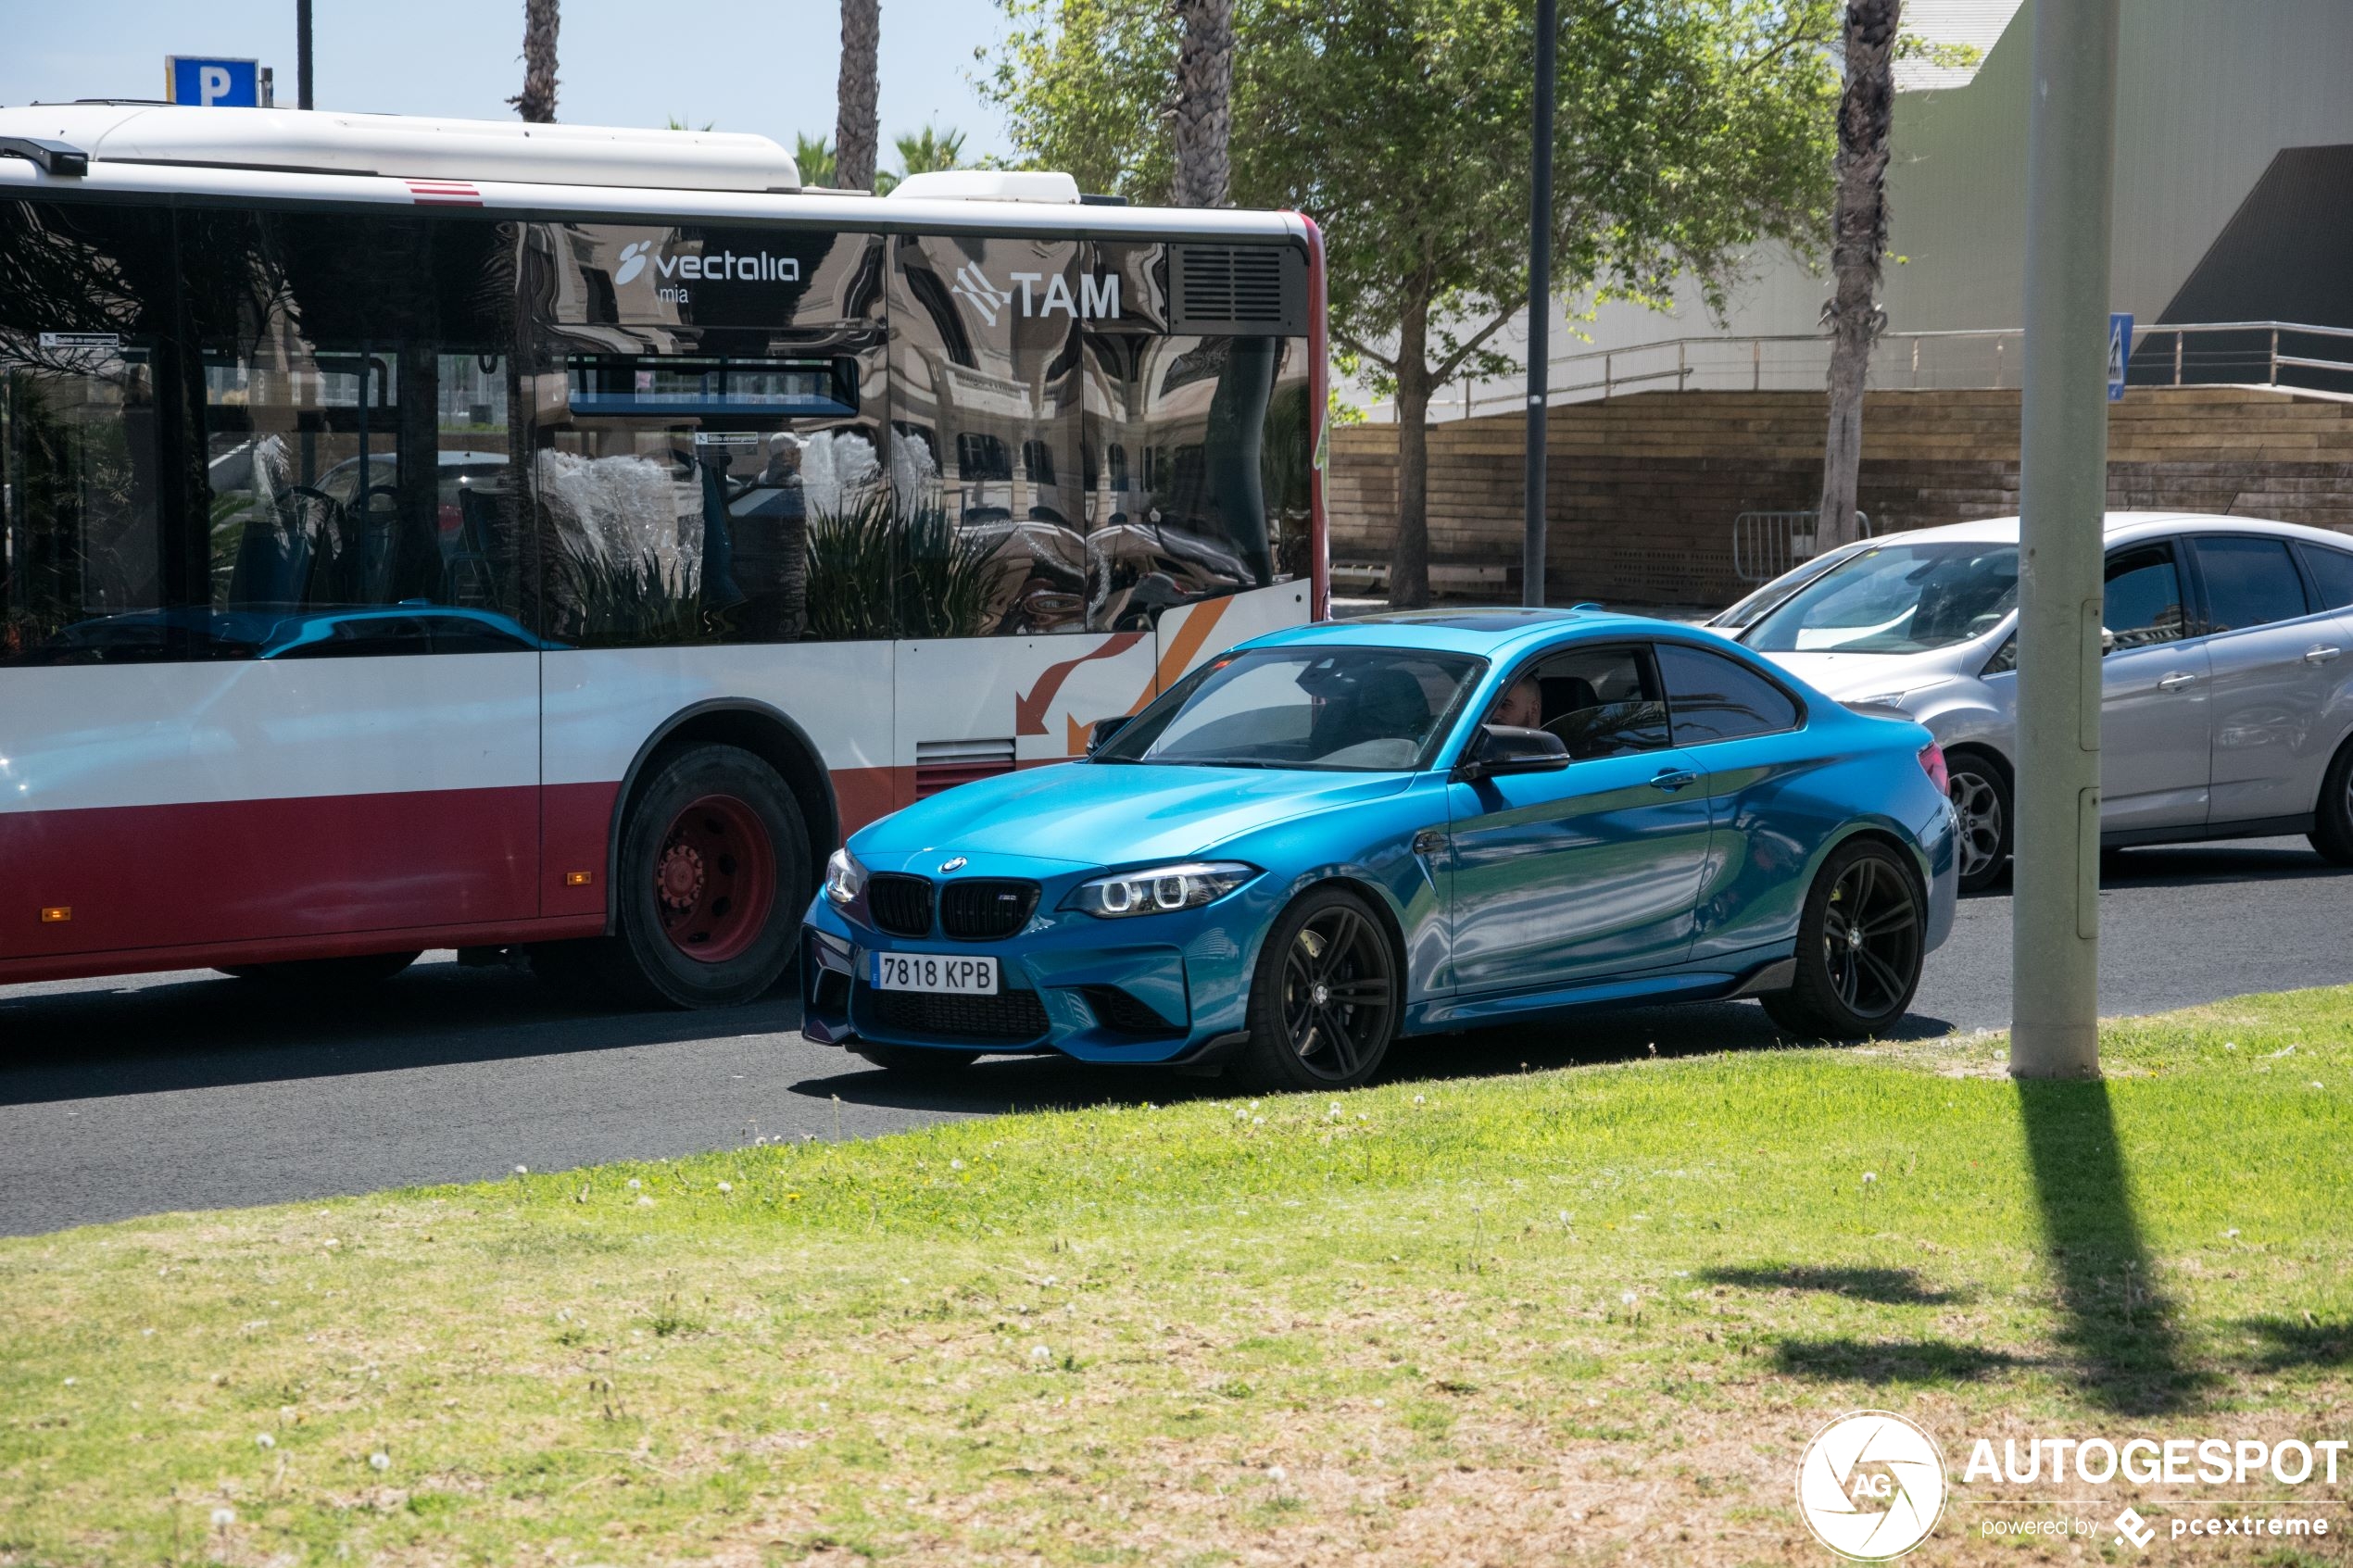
(882, 123, 968, 192)
(988, 0, 1839, 607)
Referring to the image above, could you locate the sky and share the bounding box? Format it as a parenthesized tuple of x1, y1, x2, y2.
(0, 0, 1019, 169)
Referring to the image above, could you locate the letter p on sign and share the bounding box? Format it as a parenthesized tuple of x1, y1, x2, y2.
(199, 66, 232, 104)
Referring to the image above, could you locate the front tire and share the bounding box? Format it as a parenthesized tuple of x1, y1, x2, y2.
(1763, 838, 1926, 1039)
(594, 744, 810, 1009)
(1233, 885, 1400, 1093)
(2309, 737, 2353, 866)
(1944, 747, 2012, 894)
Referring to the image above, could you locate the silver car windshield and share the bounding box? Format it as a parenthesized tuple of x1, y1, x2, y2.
(1096, 646, 1485, 771)
(1742, 541, 2020, 655)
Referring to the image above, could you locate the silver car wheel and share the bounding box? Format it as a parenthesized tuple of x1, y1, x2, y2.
(1949, 769, 2005, 882)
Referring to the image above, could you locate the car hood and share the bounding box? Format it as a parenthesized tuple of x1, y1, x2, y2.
(1754, 649, 1948, 700)
(851, 761, 1417, 870)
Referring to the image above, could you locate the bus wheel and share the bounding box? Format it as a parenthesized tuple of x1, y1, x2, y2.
(610, 744, 808, 1009)
(218, 950, 422, 987)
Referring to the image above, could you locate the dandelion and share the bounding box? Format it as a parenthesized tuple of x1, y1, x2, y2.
(950, 1159, 966, 1172)
(1029, 1343, 1053, 1366)
(256, 1433, 275, 1449)
(369, 1451, 390, 1472)
(1413, 1094, 1427, 1105)
(1558, 1210, 1571, 1224)
(1041, 1274, 1058, 1287)
(1252, 1116, 1265, 1126)
(61, 1376, 75, 1386)
(1373, 1398, 1387, 1408)
(322, 1237, 340, 1248)
(210, 1506, 235, 1527)
(2312, 1082, 2326, 1091)
(1861, 1171, 1879, 1185)
(1620, 1290, 1639, 1307)
(716, 1181, 732, 1194)
(635, 1196, 654, 1208)
(625, 1177, 642, 1191)
(1267, 1464, 1288, 1484)
(2224, 1041, 2238, 1050)
(2224, 1228, 2242, 1238)
(1327, 1100, 1343, 1115)
(1234, 1107, 1249, 1121)
(513, 1165, 528, 1175)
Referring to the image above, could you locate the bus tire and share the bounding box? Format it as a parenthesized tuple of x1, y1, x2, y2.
(607, 744, 809, 1009)
(218, 950, 422, 987)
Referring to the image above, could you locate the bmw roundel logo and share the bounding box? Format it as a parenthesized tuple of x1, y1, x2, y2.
(937, 856, 967, 874)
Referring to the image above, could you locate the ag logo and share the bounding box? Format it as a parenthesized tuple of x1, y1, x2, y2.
(1796, 1411, 1947, 1561)
(614, 240, 652, 286)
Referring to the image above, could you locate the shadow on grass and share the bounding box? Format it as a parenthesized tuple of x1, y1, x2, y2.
(1773, 1337, 2025, 1384)
(2233, 1317, 2353, 1372)
(2017, 1077, 2199, 1414)
(1701, 1264, 1970, 1306)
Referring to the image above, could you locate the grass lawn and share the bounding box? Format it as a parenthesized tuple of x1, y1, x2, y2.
(4, 990, 2352, 1566)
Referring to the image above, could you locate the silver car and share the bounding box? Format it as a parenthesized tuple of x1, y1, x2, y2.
(1716, 512, 2353, 891)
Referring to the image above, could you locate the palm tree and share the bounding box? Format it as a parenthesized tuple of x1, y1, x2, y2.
(795, 134, 838, 189)
(510, 0, 560, 124)
(1816, 0, 1901, 550)
(834, 0, 882, 194)
(1169, 0, 1234, 208)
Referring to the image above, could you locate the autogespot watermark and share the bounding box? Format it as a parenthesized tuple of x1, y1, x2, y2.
(1795, 1415, 2347, 1560)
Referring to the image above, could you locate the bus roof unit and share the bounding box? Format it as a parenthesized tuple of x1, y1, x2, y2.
(0, 104, 801, 192)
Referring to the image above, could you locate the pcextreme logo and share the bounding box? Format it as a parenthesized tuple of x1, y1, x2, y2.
(1797, 1411, 1949, 1561)
(949, 260, 1121, 327)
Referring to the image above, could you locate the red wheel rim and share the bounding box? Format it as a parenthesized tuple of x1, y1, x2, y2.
(651, 794, 776, 964)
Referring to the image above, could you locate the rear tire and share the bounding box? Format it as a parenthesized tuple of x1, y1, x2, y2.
(2309, 738, 2353, 866)
(1762, 837, 1926, 1040)
(1232, 885, 1400, 1093)
(852, 1042, 985, 1079)
(575, 744, 810, 1009)
(1944, 747, 2013, 894)
(218, 950, 422, 988)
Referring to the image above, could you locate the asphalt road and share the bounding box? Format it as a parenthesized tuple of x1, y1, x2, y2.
(4, 834, 2348, 1237)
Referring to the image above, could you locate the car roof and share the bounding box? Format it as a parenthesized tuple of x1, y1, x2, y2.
(1243, 607, 1718, 659)
(1873, 511, 2353, 550)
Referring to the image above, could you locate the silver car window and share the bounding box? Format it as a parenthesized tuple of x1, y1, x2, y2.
(1743, 542, 2019, 655)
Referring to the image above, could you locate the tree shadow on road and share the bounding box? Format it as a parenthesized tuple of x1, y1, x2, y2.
(2017, 1076, 2202, 1414)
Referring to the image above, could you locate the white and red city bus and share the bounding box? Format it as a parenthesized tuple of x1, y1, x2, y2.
(0, 106, 1327, 1005)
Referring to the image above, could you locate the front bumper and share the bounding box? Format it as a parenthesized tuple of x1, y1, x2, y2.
(799, 859, 1277, 1065)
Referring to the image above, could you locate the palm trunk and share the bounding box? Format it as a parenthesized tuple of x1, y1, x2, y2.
(1816, 0, 1899, 550)
(1386, 302, 1433, 609)
(510, 0, 560, 124)
(1170, 0, 1234, 208)
(834, 0, 882, 193)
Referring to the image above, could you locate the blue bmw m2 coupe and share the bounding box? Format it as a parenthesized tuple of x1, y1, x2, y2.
(802, 608, 1958, 1090)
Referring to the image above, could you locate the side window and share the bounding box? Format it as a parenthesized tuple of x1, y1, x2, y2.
(2297, 544, 2353, 611)
(533, 222, 888, 646)
(1082, 240, 1314, 631)
(1488, 644, 1669, 759)
(2102, 543, 2188, 651)
(173, 208, 535, 656)
(0, 200, 176, 666)
(2191, 535, 2311, 634)
(890, 232, 1086, 636)
(1655, 643, 1801, 746)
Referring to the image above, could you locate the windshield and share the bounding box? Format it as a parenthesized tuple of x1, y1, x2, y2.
(1742, 541, 2019, 655)
(1713, 543, 1869, 630)
(1095, 646, 1484, 771)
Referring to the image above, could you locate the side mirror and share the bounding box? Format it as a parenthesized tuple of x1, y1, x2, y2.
(1086, 715, 1130, 755)
(1453, 723, 1568, 783)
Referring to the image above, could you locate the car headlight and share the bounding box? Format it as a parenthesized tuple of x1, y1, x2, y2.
(823, 847, 866, 907)
(1064, 861, 1257, 919)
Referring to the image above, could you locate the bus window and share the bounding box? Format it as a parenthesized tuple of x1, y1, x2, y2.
(532, 222, 891, 646)
(0, 200, 174, 666)
(890, 233, 1088, 637)
(176, 208, 532, 654)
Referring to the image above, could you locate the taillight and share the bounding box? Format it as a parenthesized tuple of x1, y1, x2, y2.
(1918, 741, 1950, 795)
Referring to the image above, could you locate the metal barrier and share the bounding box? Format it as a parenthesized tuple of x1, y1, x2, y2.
(1732, 510, 1871, 585)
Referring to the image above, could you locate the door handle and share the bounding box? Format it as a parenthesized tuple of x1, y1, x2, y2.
(2306, 646, 2344, 665)
(2156, 671, 2197, 692)
(1650, 768, 1700, 793)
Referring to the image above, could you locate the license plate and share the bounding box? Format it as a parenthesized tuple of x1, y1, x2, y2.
(871, 951, 999, 995)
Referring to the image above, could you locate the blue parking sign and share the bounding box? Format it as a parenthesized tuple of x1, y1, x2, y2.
(167, 57, 271, 108)
(2108, 312, 2133, 402)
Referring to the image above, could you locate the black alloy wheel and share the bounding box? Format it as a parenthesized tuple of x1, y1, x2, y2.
(1237, 886, 1399, 1091)
(1764, 838, 1927, 1039)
